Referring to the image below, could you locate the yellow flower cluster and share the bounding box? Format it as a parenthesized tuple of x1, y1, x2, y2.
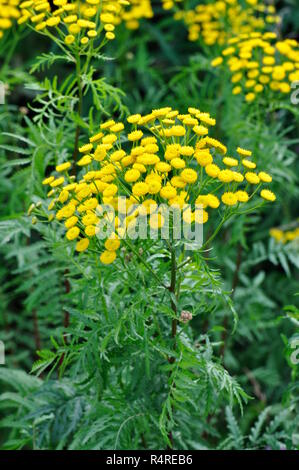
(121, 0, 153, 30)
(16, 0, 152, 45)
(211, 32, 299, 102)
(270, 224, 299, 245)
(0, 0, 22, 39)
(170, 0, 279, 46)
(42, 106, 275, 264)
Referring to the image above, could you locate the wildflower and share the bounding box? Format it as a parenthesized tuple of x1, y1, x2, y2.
(78, 155, 92, 166)
(260, 189, 276, 201)
(79, 143, 93, 154)
(50, 177, 65, 187)
(196, 151, 213, 167)
(65, 35, 75, 45)
(105, 238, 120, 252)
(56, 162, 71, 172)
(223, 157, 238, 167)
(128, 130, 143, 141)
(245, 172, 260, 184)
(125, 169, 141, 183)
(65, 216, 78, 229)
(233, 172, 244, 183)
(171, 158, 185, 170)
(236, 190, 249, 203)
(193, 125, 208, 136)
(180, 169, 198, 184)
(206, 194, 220, 209)
(160, 184, 177, 200)
(259, 171, 272, 183)
(66, 226, 80, 240)
(221, 192, 238, 206)
(242, 159, 256, 169)
(132, 182, 149, 197)
(103, 184, 118, 197)
(76, 238, 89, 252)
(43, 176, 55, 185)
(245, 93, 256, 102)
(100, 250, 117, 264)
(156, 162, 171, 173)
(205, 164, 220, 178)
(127, 114, 141, 124)
(218, 170, 234, 183)
(169, 125, 186, 137)
(147, 180, 162, 195)
(211, 57, 223, 67)
(58, 190, 69, 204)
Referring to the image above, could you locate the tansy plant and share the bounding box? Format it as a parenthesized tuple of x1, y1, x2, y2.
(29, 106, 276, 447)
(35, 105, 276, 268)
(211, 32, 299, 103)
(165, 0, 279, 47)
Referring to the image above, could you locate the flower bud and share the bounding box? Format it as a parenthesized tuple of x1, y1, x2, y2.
(180, 310, 192, 323)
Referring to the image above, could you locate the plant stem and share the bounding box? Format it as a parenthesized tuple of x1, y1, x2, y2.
(169, 246, 177, 356)
(221, 242, 243, 359)
(32, 309, 41, 353)
(73, 53, 83, 164)
(167, 243, 178, 449)
(2, 27, 23, 71)
(63, 270, 71, 337)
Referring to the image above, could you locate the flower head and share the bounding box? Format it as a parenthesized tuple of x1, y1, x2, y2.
(170, 1, 279, 47)
(17, 0, 153, 47)
(212, 32, 299, 102)
(41, 106, 275, 264)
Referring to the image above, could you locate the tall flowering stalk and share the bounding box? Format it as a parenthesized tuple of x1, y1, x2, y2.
(30, 106, 275, 418)
(14, 0, 153, 160)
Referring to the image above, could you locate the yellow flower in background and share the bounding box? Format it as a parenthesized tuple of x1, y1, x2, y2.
(169, 0, 279, 47)
(0, 0, 22, 39)
(211, 32, 299, 102)
(270, 222, 299, 245)
(41, 106, 275, 264)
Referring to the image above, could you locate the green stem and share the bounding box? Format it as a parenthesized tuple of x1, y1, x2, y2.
(166, 242, 180, 449)
(201, 215, 229, 250)
(2, 32, 19, 71)
(73, 53, 83, 163)
(121, 237, 168, 289)
(169, 246, 177, 350)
